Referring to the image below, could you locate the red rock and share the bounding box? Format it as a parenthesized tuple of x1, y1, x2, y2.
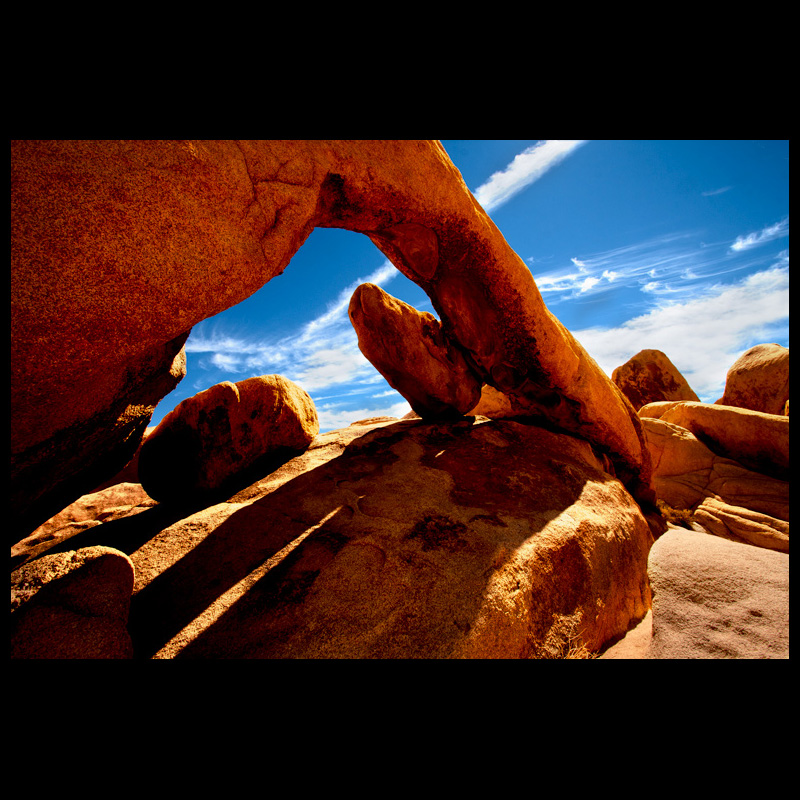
(138, 375, 319, 503)
(612, 349, 698, 411)
(349, 283, 481, 418)
(11, 139, 653, 543)
(36, 417, 654, 659)
(10, 546, 136, 659)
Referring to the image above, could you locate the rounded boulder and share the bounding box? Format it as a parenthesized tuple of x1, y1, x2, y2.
(139, 375, 319, 502)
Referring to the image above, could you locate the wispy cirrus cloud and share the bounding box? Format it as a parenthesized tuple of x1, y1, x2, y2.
(183, 141, 591, 428)
(701, 186, 732, 197)
(530, 218, 790, 305)
(729, 217, 789, 252)
(574, 257, 789, 401)
(473, 140, 588, 213)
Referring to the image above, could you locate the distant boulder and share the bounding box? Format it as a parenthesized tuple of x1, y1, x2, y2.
(612, 349, 699, 412)
(717, 343, 789, 415)
(640, 415, 789, 551)
(693, 497, 789, 553)
(138, 375, 319, 503)
(658, 401, 789, 481)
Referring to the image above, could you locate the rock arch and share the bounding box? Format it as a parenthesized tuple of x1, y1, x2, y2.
(11, 140, 652, 541)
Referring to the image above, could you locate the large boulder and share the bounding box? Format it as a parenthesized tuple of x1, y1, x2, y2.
(138, 375, 319, 503)
(612, 349, 699, 411)
(11, 546, 136, 659)
(11, 139, 653, 544)
(640, 416, 789, 550)
(348, 282, 481, 418)
(26, 417, 654, 659)
(657, 401, 789, 481)
(646, 527, 789, 659)
(717, 343, 789, 415)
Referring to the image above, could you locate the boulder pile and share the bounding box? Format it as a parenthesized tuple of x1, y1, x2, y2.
(10, 140, 788, 658)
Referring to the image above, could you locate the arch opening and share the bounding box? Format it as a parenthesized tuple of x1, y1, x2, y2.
(151, 227, 437, 433)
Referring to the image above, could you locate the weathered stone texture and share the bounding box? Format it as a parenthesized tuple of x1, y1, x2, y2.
(349, 283, 482, 418)
(717, 343, 789, 415)
(612, 349, 699, 411)
(11, 546, 135, 659)
(138, 375, 319, 503)
(11, 139, 654, 544)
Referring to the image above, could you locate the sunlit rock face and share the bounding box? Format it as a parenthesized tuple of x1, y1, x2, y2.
(612, 349, 699, 412)
(11, 139, 653, 543)
(716, 343, 789, 416)
(138, 375, 319, 503)
(14, 417, 653, 660)
(348, 282, 482, 419)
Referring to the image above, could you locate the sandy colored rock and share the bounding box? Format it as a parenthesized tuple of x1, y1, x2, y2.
(598, 610, 654, 659)
(659, 401, 789, 481)
(693, 497, 788, 553)
(638, 401, 684, 419)
(646, 527, 789, 658)
(641, 416, 789, 523)
(10, 546, 135, 659)
(612, 349, 699, 411)
(35, 482, 150, 534)
(348, 282, 481, 418)
(138, 375, 318, 503)
(12, 139, 653, 545)
(717, 343, 789, 415)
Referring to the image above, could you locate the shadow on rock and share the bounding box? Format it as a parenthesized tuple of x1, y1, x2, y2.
(127, 418, 654, 659)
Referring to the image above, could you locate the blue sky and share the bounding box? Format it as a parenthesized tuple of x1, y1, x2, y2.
(150, 140, 790, 433)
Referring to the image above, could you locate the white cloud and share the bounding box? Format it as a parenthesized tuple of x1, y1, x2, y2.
(473, 140, 588, 213)
(730, 217, 789, 252)
(531, 228, 781, 305)
(702, 186, 732, 197)
(293, 345, 374, 392)
(209, 352, 243, 371)
(573, 261, 789, 401)
(316, 400, 411, 432)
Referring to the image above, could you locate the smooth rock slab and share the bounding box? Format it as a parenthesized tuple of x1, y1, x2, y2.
(659, 401, 789, 481)
(647, 528, 789, 659)
(640, 416, 789, 525)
